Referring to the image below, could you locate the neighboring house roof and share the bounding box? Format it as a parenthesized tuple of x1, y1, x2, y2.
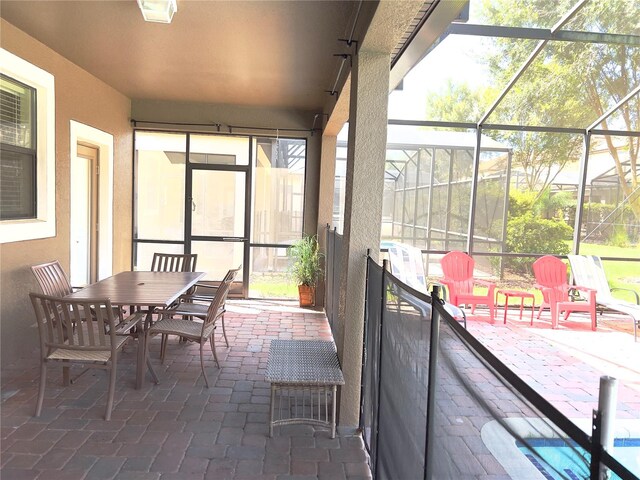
(337, 125, 511, 151)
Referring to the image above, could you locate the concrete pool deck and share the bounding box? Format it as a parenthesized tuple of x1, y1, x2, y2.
(451, 308, 640, 479)
(466, 309, 640, 421)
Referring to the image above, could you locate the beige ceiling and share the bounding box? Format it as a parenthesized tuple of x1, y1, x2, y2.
(0, 0, 362, 111)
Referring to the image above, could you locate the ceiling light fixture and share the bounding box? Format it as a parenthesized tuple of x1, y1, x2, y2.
(137, 0, 177, 24)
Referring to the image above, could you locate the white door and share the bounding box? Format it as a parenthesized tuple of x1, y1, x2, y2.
(70, 144, 98, 286)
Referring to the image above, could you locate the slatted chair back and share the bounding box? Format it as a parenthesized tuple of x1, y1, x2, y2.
(151, 253, 198, 272)
(201, 267, 240, 337)
(30, 293, 119, 354)
(532, 255, 569, 302)
(387, 243, 427, 291)
(441, 251, 476, 296)
(31, 260, 74, 297)
(568, 255, 614, 302)
(29, 292, 130, 420)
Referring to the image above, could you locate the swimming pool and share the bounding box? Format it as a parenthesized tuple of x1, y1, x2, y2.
(481, 418, 640, 480)
(517, 437, 640, 480)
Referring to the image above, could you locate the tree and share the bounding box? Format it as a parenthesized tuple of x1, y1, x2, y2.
(426, 0, 640, 216)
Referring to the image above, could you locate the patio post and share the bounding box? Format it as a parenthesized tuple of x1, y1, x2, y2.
(593, 375, 618, 479)
(317, 134, 338, 307)
(337, 48, 390, 427)
(424, 285, 442, 480)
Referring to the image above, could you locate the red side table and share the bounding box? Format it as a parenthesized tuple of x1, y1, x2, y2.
(497, 289, 535, 325)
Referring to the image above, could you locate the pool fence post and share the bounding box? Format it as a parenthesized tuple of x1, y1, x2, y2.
(591, 375, 618, 480)
(424, 285, 441, 480)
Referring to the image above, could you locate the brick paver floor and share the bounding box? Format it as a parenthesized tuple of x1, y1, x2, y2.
(1, 300, 371, 480)
(3, 300, 639, 480)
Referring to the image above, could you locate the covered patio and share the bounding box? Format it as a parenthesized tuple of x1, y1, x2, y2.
(1, 0, 639, 478)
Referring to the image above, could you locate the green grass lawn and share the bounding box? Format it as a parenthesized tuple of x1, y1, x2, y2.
(249, 244, 640, 304)
(575, 243, 640, 303)
(248, 274, 297, 299)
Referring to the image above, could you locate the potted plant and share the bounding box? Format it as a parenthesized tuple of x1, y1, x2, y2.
(288, 235, 323, 307)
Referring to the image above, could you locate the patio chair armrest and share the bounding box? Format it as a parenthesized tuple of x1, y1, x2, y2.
(193, 282, 219, 294)
(572, 285, 596, 293)
(115, 311, 145, 335)
(610, 287, 640, 305)
(570, 285, 596, 303)
(534, 283, 557, 301)
(182, 292, 215, 299)
(437, 278, 455, 299)
(473, 279, 496, 291)
(179, 283, 220, 302)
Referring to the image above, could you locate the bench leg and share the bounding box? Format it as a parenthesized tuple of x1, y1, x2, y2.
(331, 385, 337, 439)
(269, 384, 276, 438)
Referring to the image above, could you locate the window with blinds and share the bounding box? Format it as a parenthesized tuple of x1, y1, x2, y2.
(0, 73, 37, 220)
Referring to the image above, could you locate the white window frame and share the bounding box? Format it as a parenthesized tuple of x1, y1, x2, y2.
(0, 48, 55, 243)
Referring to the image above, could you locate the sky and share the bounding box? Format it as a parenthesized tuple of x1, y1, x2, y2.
(387, 33, 490, 120)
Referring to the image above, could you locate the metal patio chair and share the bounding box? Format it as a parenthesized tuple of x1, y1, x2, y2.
(150, 252, 198, 273)
(568, 255, 639, 340)
(31, 260, 76, 297)
(385, 242, 466, 327)
(29, 292, 144, 420)
(150, 252, 199, 347)
(147, 267, 239, 387)
(31, 259, 123, 325)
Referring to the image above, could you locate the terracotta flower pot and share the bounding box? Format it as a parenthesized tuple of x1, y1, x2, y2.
(298, 285, 315, 307)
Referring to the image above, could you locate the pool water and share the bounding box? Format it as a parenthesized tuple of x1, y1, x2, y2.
(517, 438, 640, 480)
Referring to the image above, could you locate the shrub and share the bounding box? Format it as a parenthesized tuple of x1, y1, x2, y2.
(506, 213, 572, 274)
(609, 224, 629, 247)
(508, 190, 537, 218)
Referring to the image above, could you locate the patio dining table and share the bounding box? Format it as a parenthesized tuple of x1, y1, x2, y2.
(66, 271, 205, 389)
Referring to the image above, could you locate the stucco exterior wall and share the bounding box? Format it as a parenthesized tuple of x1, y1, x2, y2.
(0, 20, 133, 366)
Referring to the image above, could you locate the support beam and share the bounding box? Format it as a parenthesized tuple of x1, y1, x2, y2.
(316, 134, 338, 306)
(588, 85, 640, 131)
(448, 23, 640, 46)
(337, 49, 390, 426)
(573, 132, 591, 253)
(466, 127, 482, 253)
(478, 0, 589, 125)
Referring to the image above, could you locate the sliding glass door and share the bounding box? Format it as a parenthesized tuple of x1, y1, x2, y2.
(188, 134, 249, 296)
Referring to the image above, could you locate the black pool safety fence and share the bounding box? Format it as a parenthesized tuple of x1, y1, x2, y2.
(325, 225, 342, 340)
(359, 254, 638, 480)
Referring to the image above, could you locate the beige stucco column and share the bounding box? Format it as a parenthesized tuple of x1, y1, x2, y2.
(316, 134, 338, 306)
(337, 49, 390, 426)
